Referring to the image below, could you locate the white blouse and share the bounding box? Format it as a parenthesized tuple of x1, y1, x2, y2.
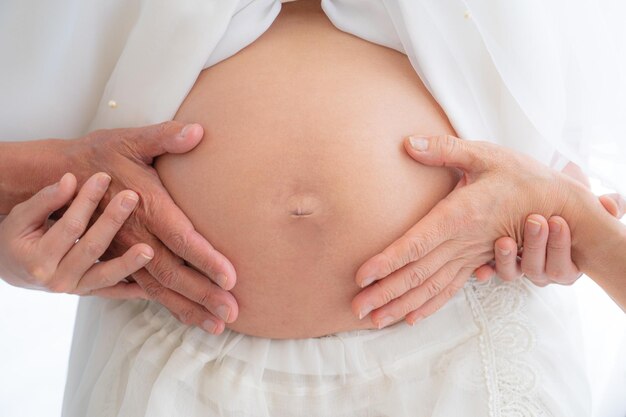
(0, 0, 624, 193)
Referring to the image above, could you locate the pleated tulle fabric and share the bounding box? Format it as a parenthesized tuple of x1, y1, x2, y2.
(62, 277, 591, 417)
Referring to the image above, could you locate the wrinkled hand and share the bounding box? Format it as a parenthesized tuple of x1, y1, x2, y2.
(62, 121, 237, 334)
(351, 134, 594, 328)
(0, 172, 151, 297)
(475, 194, 625, 285)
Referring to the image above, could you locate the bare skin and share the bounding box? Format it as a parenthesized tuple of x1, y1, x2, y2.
(155, 0, 611, 337)
(0, 122, 238, 334)
(155, 0, 459, 338)
(354, 135, 626, 326)
(3, 0, 617, 337)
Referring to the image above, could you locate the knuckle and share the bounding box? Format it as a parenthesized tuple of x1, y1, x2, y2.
(401, 301, 420, 317)
(46, 278, 71, 294)
(27, 263, 54, 284)
(109, 210, 129, 229)
(157, 268, 179, 288)
(197, 289, 214, 308)
(404, 264, 428, 289)
(142, 281, 165, 300)
(499, 254, 517, 266)
(63, 217, 86, 238)
(176, 308, 196, 326)
(83, 239, 106, 258)
(155, 121, 173, 136)
(425, 279, 444, 298)
(406, 236, 427, 263)
(167, 229, 190, 255)
(438, 134, 458, 164)
(523, 242, 544, 252)
(84, 190, 103, 207)
(378, 283, 398, 305)
(443, 282, 461, 300)
(546, 239, 568, 251)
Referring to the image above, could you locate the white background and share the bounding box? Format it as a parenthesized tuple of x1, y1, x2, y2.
(1, 1, 625, 416)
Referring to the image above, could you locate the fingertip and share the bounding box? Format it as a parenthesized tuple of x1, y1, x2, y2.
(136, 243, 154, 260)
(495, 236, 515, 255)
(355, 259, 381, 288)
(525, 214, 547, 237)
(548, 216, 565, 235)
(407, 136, 430, 152)
(474, 265, 495, 282)
(57, 172, 77, 196)
(599, 194, 621, 218)
(180, 123, 204, 143)
(526, 213, 547, 225)
(359, 274, 377, 288)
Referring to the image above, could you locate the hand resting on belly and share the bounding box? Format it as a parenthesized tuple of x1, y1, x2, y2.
(155, 0, 459, 338)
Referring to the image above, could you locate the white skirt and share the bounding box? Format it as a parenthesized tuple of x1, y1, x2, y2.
(61, 277, 591, 417)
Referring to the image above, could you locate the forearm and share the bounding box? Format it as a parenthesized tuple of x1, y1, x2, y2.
(0, 139, 72, 214)
(567, 183, 626, 311)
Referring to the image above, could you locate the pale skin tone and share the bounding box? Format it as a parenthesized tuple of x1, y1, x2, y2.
(0, 0, 622, 331)
(352, 134, 626, 328)
(2, 129, 622, 332)
(0, 172, 153, 297)
(0, 122, 238, 334)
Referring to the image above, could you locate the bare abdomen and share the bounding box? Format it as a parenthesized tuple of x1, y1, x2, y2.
(155, 1, 458, 338)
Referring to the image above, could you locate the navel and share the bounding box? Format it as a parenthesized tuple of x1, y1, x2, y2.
(286, 193, 322, 218)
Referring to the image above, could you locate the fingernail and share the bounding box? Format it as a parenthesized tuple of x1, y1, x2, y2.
(181, 123, 199, 139)
(358, 304, 375, 320)
(498, 247, 511, 256)
(216, 305, 230, 322)
(181, 124, 191, 138)
(51, 173, 70, 191)
(377, 315, 394, 329)
(97, 173, 112, 189)
(409, 136, 429, 151)
(360, 275, 376, 288)
(408, 314, 423, 326)
(526, 219, 541, 236)
(121, 193, 139, 210)
(548, 219, 562, 234)
(201, 319, 218, 333)
(60, 172, 72, 184)
(136, 252, 153, 264)
(215, 273, 228, 288)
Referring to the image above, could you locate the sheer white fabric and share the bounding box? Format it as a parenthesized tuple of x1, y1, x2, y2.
(62, 277, 591, 417)
(1, 0, 623, 192)
(0, 0, 624, 415)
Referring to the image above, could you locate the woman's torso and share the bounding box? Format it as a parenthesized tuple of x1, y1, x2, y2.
(155, 0, 458, 338)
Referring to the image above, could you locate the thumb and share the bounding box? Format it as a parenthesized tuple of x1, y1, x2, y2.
(404, 134, 489, 173)
(123, 121, 204, 163)
(599, 193, 625, 219)
(8, 173, 77, 233)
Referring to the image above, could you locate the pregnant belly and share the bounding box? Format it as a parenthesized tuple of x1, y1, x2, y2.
(155, 0, 458, 339)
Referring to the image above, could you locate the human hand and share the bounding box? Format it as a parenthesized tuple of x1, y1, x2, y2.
(0, 172, 151, 297)
(475, 194, 625, 285)
(62, 122, 238, 334)
(351, 134, 589, 328)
